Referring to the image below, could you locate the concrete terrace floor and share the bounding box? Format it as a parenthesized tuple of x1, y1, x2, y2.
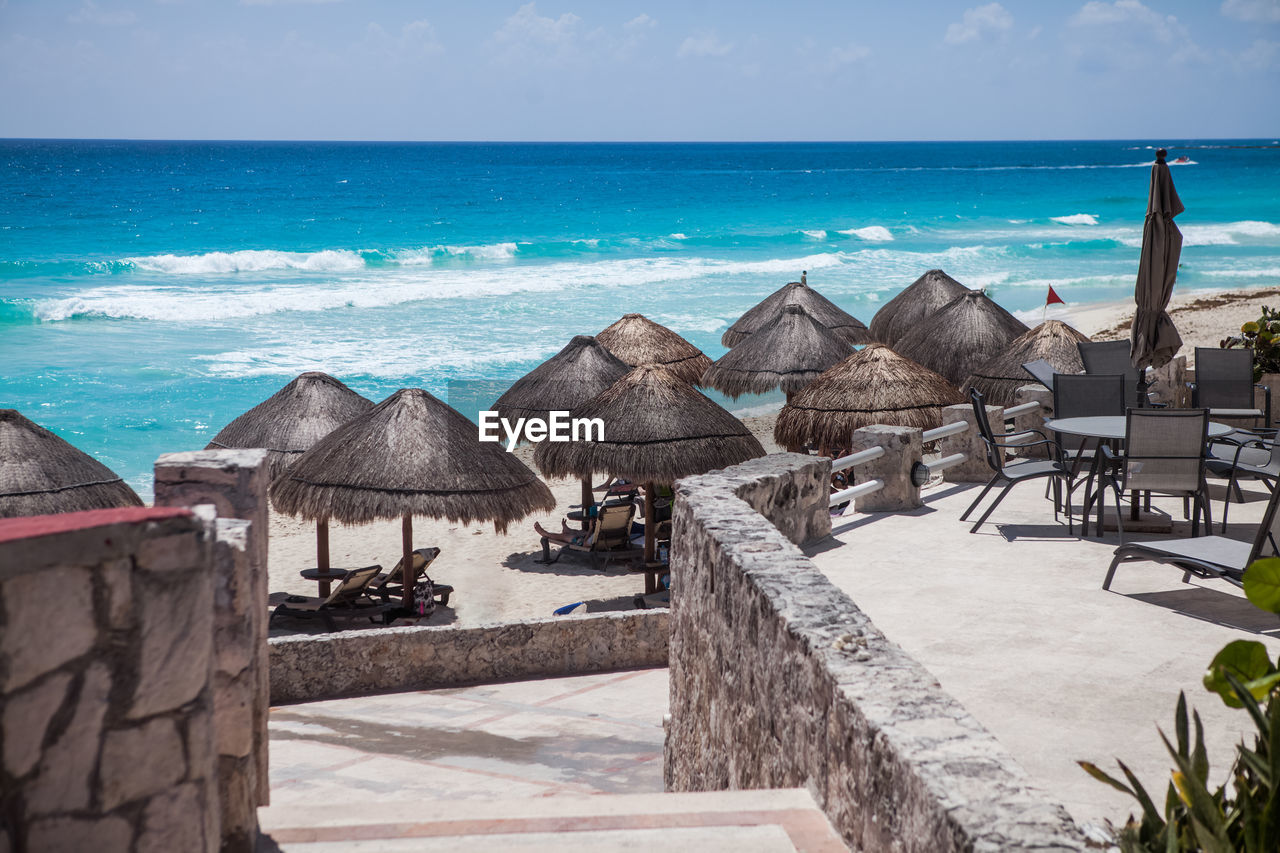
(809, 473, 1280, 831)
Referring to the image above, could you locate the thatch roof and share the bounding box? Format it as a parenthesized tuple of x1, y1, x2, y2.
(962, 320, 1091, 406)
(207, 372, 375, 480)
(494, 335, 630, 424)
(774, 345, 963, 449)
(0, 409, 143, 518)
(868, 269, 971, 346)
(702, 304, 854, 398)
(534, 364, 765, 484)
(721, 281, 872, 347)
(596, 314, 712, 384)
(271, 388, 555, 532)
(893, 290, 1030, 387)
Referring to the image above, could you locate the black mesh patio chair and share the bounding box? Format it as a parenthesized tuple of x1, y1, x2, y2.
(1103, 468, 1280, 591)
(1021, 359, 1059, 391)
(1078, 340, 1147, 409)
(1052, 373, 1127, 505)
(1206, 431, 1280, 532)
(1082, 408, 1211, 543)
(1191, 347, 1269, 428)
(959, 387, 1072, 534)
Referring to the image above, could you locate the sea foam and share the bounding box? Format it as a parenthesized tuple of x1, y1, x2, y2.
(125, 249, 366, 274)
(1051, 214, 1099, 226)
(838, 225, 894, 241)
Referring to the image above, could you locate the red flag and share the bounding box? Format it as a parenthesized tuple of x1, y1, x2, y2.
(1046, 285, 1065, 306)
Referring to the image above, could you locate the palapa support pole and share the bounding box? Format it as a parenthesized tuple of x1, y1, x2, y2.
(580, 477, 593, 530)
(401, 514, 414, 611)
(316, 520, 331, 597)
(644, 482, 656, 564)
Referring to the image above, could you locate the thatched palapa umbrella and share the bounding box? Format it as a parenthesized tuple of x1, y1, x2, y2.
(868, 269, 970, 346)
(272, 388, 556, 608)
(596, 314, 712, 385)
(702, 304, 854, 399)
(721, 279, 872, 347)
(534, 364, 765, 563)
(493, 335, 630, 522)
(775, 345, 963, 452)
(962, 320, 1091, 406)
(0, 409, 143, 518)
(208, 371, 375, 595)
(894, 290, 1029, 387)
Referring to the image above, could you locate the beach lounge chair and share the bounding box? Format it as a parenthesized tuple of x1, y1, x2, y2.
(369, 546, 453, 606)
(537, 502, 638, 568)
(1103, 469, 1280, 591)
(960, 387, 1071, 533)
(1191, 347, 1269, 428)
(268, 565, 391, 631)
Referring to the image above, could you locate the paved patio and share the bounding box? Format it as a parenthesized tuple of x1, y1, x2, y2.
(809, 473, 1280, 831)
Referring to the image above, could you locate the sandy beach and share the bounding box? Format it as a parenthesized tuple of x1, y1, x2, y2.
(265, 284, 1280, 634)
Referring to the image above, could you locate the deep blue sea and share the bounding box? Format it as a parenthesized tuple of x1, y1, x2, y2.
(3, 139, 1279, 498)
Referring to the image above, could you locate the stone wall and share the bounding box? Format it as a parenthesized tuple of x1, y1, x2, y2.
(269, 610, 669, 705)
(665, 455, 1086, 852)
(154, 449, 271, 851)
(0, 507, 221, 853)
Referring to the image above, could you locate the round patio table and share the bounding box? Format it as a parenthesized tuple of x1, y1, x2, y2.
(1044, 415, 1232, 532)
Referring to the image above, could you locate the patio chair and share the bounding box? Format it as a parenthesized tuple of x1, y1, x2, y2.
(268, 565, 392, 631)
(537, 501, 639, 568)
(369, 546, 453, 606)
(1082, 408, 1211, 543)
(1078, 340, 1146, 409)
(1191, 347, 1269, 429)
(1021, 359, 1059, 391)
(1052, 373, 1127, 503)
(959, 387, 1072, 534)
(1206, 431, 1280, 532)
(1103, 468, 1280, 591)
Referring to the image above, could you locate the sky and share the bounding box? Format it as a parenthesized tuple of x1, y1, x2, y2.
(1, 0, 1278, 141)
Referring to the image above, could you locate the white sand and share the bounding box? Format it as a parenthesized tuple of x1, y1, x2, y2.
(267, 285, 1280, 631)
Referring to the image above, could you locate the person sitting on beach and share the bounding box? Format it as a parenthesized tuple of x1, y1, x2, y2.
(534, 519, 587, 546)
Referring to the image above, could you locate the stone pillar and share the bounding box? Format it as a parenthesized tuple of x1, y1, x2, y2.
(1012, 386, 1052, 459)
(939, 404, 996, 483)
(153, 449, 271, 839)
(1150, 355, 1188, 408)
(0, 507, 220, 853)
(848, 425, 922, 512)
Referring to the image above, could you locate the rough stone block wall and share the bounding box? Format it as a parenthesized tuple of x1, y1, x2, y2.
(154, 449, 270, 817)
(665, 455, 1086, 852)
(269, 610, 669, 704)
(0, 507, 221, 853)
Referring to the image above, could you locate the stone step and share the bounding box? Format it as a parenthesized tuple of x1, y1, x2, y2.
(258, 788, 848, 852)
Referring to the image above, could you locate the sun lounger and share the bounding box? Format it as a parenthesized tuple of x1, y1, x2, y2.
(268, 565, 392, 631)
(537, 502, 639, 568)
(369, 546, 453, 606)
(1103, 476, 1280, 591)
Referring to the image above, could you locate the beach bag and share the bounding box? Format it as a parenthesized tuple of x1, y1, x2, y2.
(413, 577, 436, 617)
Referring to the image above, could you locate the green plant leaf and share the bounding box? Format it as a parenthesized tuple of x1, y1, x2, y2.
(1244, 557, 1280, 614)
(1079, 761, 1136, 796)
(1205, 641, 1275, 707)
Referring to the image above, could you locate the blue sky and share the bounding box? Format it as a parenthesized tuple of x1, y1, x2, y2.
(1, 0, 1277, 140)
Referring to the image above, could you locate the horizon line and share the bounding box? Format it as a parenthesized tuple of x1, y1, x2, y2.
(2, 136, 1278, 145)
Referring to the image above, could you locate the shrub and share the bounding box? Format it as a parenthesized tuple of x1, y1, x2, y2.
(1220, 307, 1280, 381)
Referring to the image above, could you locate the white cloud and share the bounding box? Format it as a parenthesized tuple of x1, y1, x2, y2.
(1068, 1, 1207, 66)
(824, 42, 871, 73)
(678, 32, 732, 58)
(625, 13, 656, 31)
(494, 3, 581, 50)
(68, 1, 137, 26)
(1236, 38, 1280, 71)
(1222, 0, 1280, 23)
(944, 3, 1013, 45)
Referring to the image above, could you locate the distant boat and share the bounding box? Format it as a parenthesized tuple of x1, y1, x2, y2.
(1173, 156, 1190, 164)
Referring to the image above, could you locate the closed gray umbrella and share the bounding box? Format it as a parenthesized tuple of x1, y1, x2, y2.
(1130, 149, 1185, 370)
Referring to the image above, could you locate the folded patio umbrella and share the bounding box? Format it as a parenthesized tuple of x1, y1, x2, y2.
(1130, 150, 1185, 371)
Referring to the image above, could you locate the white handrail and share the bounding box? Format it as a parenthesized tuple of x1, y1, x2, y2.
(1003, 402, 1039, 418)
(831, 446, 885, 473)
(924, 452, 966, 474)
(921, 421, 969, 442)
(829, 479, 884, 506)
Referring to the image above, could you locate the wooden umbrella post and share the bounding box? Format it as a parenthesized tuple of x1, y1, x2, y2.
(580, 477, 593, 530)
(401, 514, 414, 612)
(316, 519, 331, 597)
(644, 482, 656, 564)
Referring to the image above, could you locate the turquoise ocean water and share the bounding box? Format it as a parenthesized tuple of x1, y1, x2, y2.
(2, 139, 1279, 498)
